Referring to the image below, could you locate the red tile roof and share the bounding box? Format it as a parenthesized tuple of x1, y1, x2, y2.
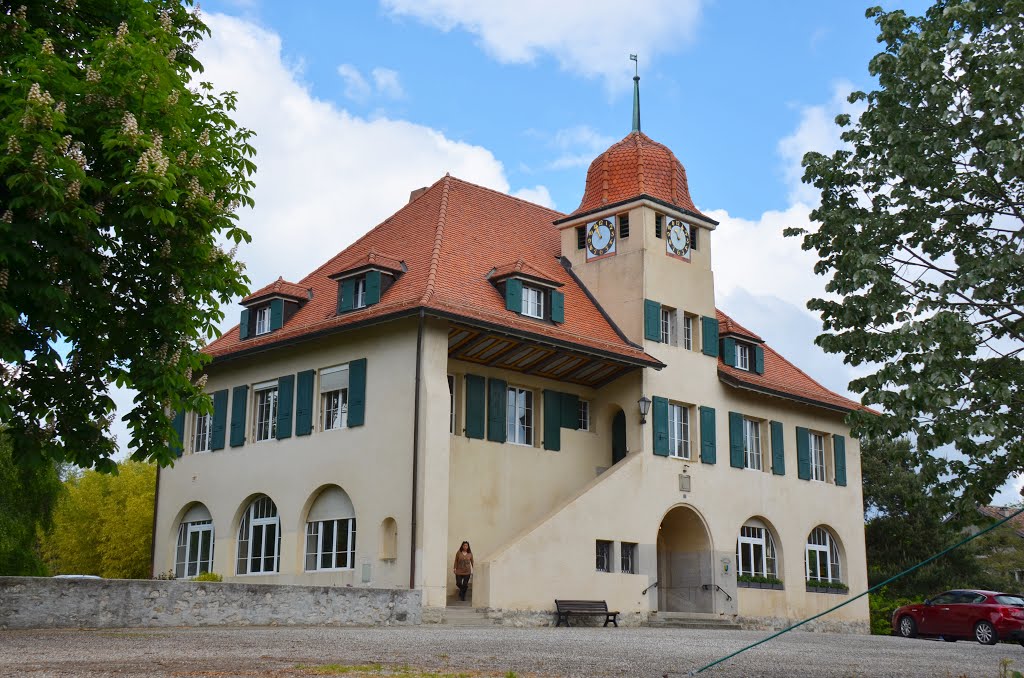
(715, 310, 867, 413)
(977, 506, 1024, 538)
(489, 259, 563, 285)
(565, 131, 715, 224)
(241, 277, 309, 304)
(328, 249, 406, 278)
(205, 175, 659, 367)
(717, 312, 763, 342)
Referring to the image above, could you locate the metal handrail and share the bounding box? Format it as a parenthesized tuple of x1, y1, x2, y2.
(641, 580, 659, 595)
(701, 583, 732, 602)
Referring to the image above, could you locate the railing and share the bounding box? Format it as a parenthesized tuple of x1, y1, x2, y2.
(701, 583, 732, 602)
(641, 580, 659, 595)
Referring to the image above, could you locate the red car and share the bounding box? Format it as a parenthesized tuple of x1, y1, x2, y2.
(892, 589, 1024, 645)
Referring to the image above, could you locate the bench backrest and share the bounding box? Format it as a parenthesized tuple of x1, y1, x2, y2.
(555, 599, 608, 612)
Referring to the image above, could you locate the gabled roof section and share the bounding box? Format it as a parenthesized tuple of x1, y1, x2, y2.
(489, 259, 563, 287)
(715, 309, 867, 414)
(560, 131, 716, 226)
(977, 506, 1024, 539)
(328, 248, 406, 279)
(241, 277, 309, 305)
(716, 310, 763, 343)
(205, 175, 660, 368)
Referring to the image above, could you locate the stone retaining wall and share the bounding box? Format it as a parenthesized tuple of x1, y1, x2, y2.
(0, 577, 421, 629)
(737, 615, 870, 635)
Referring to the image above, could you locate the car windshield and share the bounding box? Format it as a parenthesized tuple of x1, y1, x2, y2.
(994, 595, 1024, 606)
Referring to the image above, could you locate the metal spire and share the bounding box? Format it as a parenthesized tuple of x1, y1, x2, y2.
(630, 54, 640, 132)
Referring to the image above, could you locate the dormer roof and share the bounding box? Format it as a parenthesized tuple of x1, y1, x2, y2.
(241, 277, 310, 305)
(488, 259, 563, 287)
(328, 249, 406, 280)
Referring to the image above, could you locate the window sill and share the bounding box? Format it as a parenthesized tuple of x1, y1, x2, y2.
(806, 584, 848, 595)
(669, 454, 692, 462)
(304, 567, 355, 573)
(508, 441, 534, 447)
(236, 572, 280, 577)
(738, 581, 784, 590)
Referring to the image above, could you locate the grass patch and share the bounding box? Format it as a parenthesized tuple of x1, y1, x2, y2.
(293, 665, 515, 678)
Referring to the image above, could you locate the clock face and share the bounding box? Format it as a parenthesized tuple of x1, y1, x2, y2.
(586, 218, 616, 259)
(667, 219, 691, 258)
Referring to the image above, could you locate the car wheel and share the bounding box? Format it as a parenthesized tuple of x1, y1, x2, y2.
(897, 615, 917, 638)
(942, 636, 957, 642)
(974, 620, 997, 645)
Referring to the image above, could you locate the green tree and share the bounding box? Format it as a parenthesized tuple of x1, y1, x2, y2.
(0, 1, 255, 473)
(0, 431, 62, 575)
(790, 0, 1024, 502)
(41, 460, 155, 578)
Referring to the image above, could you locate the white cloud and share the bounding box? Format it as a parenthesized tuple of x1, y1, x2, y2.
(372, 67, 405, 99)
(512, 185, 555, 209)
(337, 63, 372, 101)
(547, 125, 616, 169)
(382, 0, 703, 88)
(777, 80, 863, 204)
(196, 14, 516, 296)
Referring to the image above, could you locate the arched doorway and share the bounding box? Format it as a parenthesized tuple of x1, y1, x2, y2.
(656, 505, 713, 613)
(611, 409, 626, 465)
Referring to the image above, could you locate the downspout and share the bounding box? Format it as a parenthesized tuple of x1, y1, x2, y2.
(409, 309, 424, 589)
(150, 465, 161, 577)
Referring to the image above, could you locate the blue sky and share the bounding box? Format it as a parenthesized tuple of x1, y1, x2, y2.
(107, 1, 1022, 501)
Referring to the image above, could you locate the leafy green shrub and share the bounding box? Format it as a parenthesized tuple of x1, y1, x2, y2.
(192, 571, 223, 582)
(737, 574, 783, 586)
(869, 588, 921, 635)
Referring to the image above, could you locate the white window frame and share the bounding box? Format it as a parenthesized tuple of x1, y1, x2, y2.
(596, 540, 612, 573)
(620, 542, 637, 574)
(192, 412, 211, 454)
(522, 286, 544, 319)
(736, 525, 777, 578)
(304, 518, 357, 572)
(810, 432, 826, 481)
(506, 386, 534, 445)
(175, 519, 214, 579)
(253, 381, 278, 442)
(806, 527, 841, 584)
(255, 306, 270, 336)
(236, 496, 280, 575)
(661, 307, 677, 345)
(578, 399, 590, 432)
(744, 418, 762, 470)
(448, 374, 456, 434)
(668, 403, 690, 459)
(319, 365, 350, 432)
(353, 277, 367, 309)
(682, 314, 694, 350)
(736, 343, 751, 371)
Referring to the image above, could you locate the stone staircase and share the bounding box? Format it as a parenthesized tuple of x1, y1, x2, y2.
(440, 600, 494, 627)
(644, 611, 742, 630)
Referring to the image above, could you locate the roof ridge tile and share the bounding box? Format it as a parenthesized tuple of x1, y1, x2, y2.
(420, 175, 451, 304)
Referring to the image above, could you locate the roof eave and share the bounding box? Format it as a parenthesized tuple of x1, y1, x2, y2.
(717, 370, 858, 415)
(554, 194, 719, 228)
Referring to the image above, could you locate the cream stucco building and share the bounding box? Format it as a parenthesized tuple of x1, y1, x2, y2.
(154, 101, 870, 631)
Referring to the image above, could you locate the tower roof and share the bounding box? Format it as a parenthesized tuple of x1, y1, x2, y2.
(561, 131, 716, 225)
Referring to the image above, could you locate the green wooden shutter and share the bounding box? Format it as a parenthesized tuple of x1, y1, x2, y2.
(728, 412, 744, 468)
(701, 316, 719, 356)
(559, 392, 579, 428)
(652, 396, 669, 456)
(550, 290, 565, 323)
(338, 278, 354, 313)
(230, 385, 248, 447)
(505, 279, 523, 312)
(464, 374, 485, 439)
(834, 434, 847, 486)
(170, 409, 185, 457)
(644, 299, 662, 342)
(699, 406, 716, 464)
(754, 345, 765, 374)
(295, 370, 314, 436)
(347, 358, 367, 427)
(796, 426, 811, 480)
(365, 270, 381, 306)
(543, 390, 561, 451)
(487, 378, 507, 443)
(722, 337, 736, 367)
(269, 299, 284, 331)
(276, 374, 294, 439)
(239, 309, 250, 340)
(770, 420, 785, 475)
(210, 389, 228, 451)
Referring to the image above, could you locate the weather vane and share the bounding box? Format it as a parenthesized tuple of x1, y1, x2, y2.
(630, 53, 638, 77)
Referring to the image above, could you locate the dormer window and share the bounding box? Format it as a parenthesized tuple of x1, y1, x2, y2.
(353, 276, 367, 309)
(736, 343, 751, 371)
(255, 306, 271, 336)
(722, 336, 764, 374)
(522, 285, 544, 319)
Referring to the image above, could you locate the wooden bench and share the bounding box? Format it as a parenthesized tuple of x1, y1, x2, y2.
(554, 599, 619, 627)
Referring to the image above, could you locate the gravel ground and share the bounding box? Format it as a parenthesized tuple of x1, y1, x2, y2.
(0, 625, 1021, 678)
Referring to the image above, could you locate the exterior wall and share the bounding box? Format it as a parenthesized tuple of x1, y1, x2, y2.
(0, 577, 420, 629)
(154, 319, 420, 590)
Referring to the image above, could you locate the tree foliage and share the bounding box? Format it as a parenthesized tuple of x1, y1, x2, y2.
(791, 0, 1024, 501)
(0, 431, 62, 575)
(41, 460, 155, 578)
(0, 0, 255, 472)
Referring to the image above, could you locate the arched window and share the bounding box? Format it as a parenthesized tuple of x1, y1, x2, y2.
(236, 495, 280, 575)
(735, 520, 777, 578)
(806, 526, 841, 583)
(175, 504, 214, 579)
(304, 487, 356, 571)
